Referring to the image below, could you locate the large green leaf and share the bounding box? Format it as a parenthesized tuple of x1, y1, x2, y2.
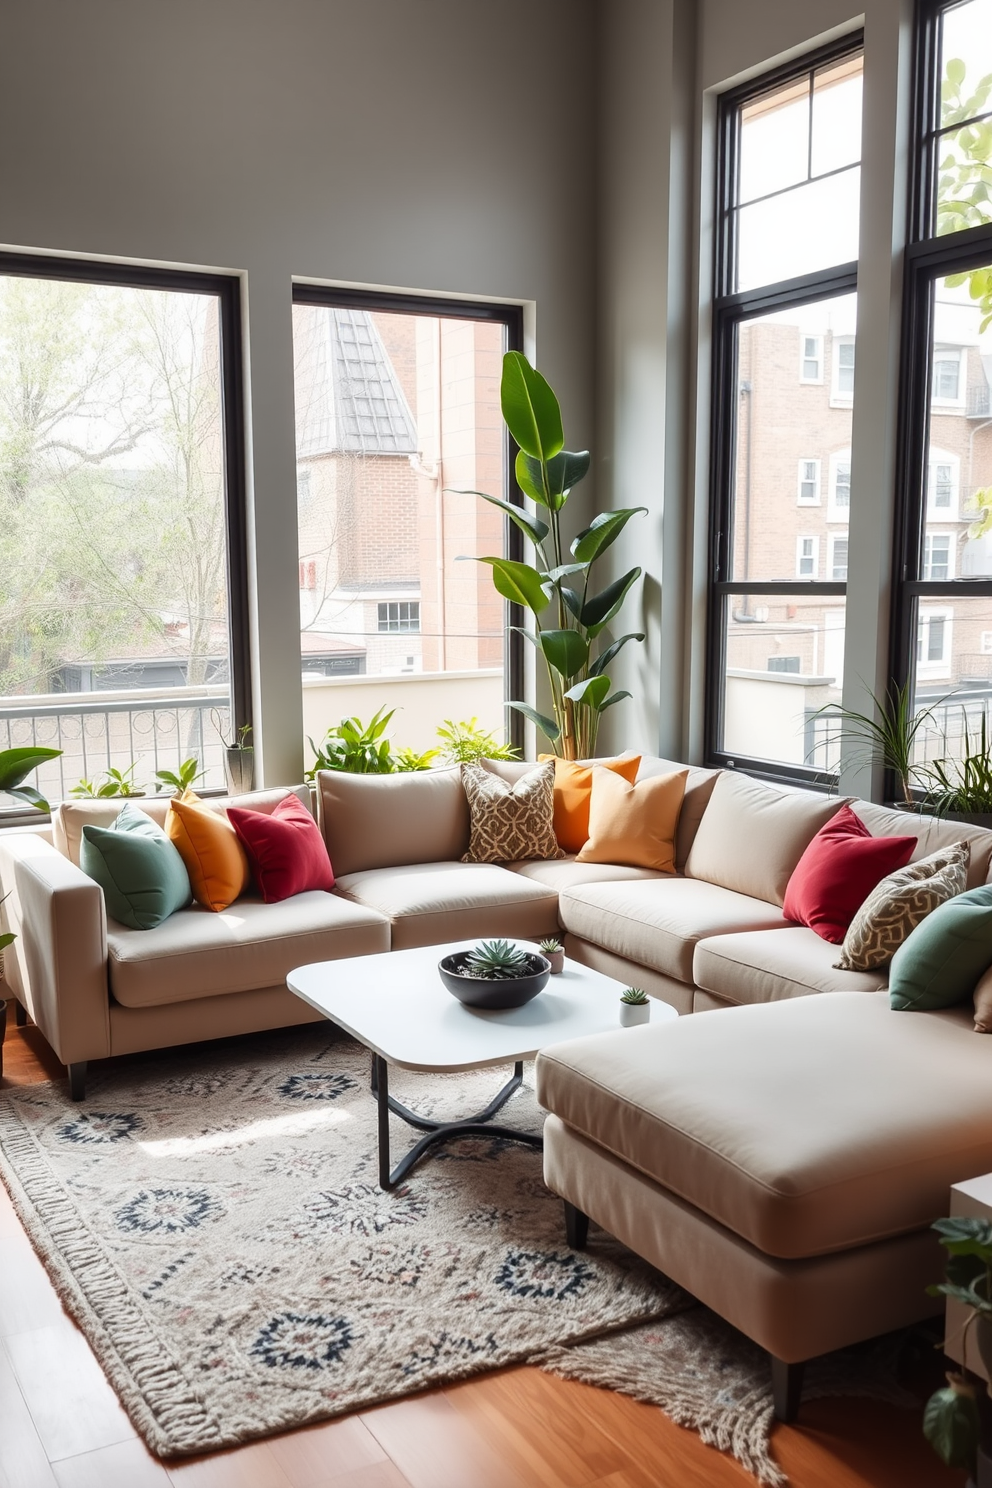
(0, 746, 62, 791)
(7, 784, 51, 812)
(507, 700, 560, 743)
(543, 563, 587, 584)
(546, 449, 590, 498)
(564, 675, 612, 710)
(934, 1217, 992, 1257)
(589, 631, 646, 676)
(515, 451, 549, 507)
(923, 1381, 979, 1471)
(539, 629, 589, 680)
(451, 487, 549, 546)
(473, 556, 551, 613)
(501, 352, 563, 462)
(571, 507, 648, 564)
(581, 567, 642, 636)
(561, 586, 583, 621)
(600, 689, 632, 711)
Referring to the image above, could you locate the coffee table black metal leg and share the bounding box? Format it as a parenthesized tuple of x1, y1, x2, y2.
(372, 1053, 542, 1190)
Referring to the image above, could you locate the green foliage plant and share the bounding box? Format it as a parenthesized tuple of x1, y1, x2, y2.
(813, 680, 942, 804)
(920, 710, 992, 815)
(922, 1216, 992, 1475)
(436, 717, 520, 764)
(937, 58, 992, 334)
(0, 746, 62, 812)
(154, 757, 205, 796)
(539, 937, 564, 955)
(392, 745, 441, 772)
(307, 707, 397, 777)
(455, 352, 646, 760)
(463, 939, 532, 980)
(0, 891, 15, 956)
(620, 986, 649, 1006)
(71, 763, 143, 798)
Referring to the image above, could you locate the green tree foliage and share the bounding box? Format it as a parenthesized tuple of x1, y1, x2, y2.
(937, 57, 992, 331)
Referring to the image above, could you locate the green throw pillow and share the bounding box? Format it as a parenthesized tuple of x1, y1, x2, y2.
(80, 802, 192, 930)
(889, 884, 992, 1011)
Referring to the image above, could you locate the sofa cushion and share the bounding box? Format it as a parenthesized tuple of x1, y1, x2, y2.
(852, 800, 992, 889)
(537, 753, 641, 852)
(693, 926, 887, 1005)
(333, 861, 560, 950)
(684, 771, 846, 906)
(80, 803, 192, 931)
(576, 767, 687, 872)
(836, 842, 970, 971)
(636, 758, 722, 871)
(782, 804, 915, 944)
(889, 884, 992, 1012)
(315, 767, 469, 877)
(229, 794, 334, 902)
(507, 857, 669, 890)
(557, 878, 787, 985)
(107, 892, 390, 1008)
(461, 760, 563, 863)
(167, 793, 250, 912)
(54, 787, 307, 868)
(535, 990, 992, 1259)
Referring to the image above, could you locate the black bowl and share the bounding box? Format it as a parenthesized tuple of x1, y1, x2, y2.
(439, 951, 551, 1010)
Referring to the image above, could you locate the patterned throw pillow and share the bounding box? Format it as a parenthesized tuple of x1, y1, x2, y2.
(461, 760, 565, 864)
(834, 841, 969, 972)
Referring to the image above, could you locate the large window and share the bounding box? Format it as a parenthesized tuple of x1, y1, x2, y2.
(291, 290, 522, 747)
(0, 256, 246, 812)
(892, 0, 992, 783)
(708, 38, 863, 780)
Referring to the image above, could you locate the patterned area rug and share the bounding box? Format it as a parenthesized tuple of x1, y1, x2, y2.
(0, 1026, 913, 1484)
(0, 1028, 679, 1457)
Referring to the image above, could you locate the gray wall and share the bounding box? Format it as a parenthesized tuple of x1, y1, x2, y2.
(0, 0, 597, 783)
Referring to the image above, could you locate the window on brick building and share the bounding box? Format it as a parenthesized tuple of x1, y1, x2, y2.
(891, 0, 992, 786)
(707, 36, 862, 781)
(797, 459, 821, 504)
(292, 289, 522, 750)
(800, 335, 823, 382)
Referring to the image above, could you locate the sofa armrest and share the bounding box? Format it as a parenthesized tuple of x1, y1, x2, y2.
(0, 835, 110, 1064)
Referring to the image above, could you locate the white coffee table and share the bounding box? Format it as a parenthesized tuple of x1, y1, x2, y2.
(287, 939, 675, 1189)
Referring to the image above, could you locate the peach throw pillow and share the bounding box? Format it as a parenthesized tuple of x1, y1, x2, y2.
(538, 753, 641, 853)
(575, 766, 688, 872)
(166, 793, 250, 912)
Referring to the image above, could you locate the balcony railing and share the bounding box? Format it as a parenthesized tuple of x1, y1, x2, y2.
(967, 384, 992, 418)
(0, 686, 232, 809)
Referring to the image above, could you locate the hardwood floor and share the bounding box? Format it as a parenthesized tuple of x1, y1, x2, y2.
(0, 1018, 967, 1488)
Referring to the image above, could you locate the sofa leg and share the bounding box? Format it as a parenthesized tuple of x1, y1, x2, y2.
(771, 1355, 805, 1423)
(68, 1062, 87, 1102)
(564, 1200, 589, 1250)
(14, 1001, 27, 1027)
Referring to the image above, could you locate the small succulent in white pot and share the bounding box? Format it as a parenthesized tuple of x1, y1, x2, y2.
(619, 986, 650, 1027)
(539, 937, 565, 974)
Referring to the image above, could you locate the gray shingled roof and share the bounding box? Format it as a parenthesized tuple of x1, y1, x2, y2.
(296, 308, 419, 458)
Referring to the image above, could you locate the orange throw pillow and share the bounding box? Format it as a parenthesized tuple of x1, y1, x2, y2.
(576, 767, 688, 873)
(538, 754, 641, 854)
(166, 793, 250, 911)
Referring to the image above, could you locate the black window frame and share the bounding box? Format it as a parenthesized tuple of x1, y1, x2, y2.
(705, 32, 864, 787)
(0, 250, 250, 818)
(890, 0, 992, 800)
(291, 284, 525, 749)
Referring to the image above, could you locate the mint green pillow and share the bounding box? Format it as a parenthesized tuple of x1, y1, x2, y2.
(889, 884, 992, 1011)
(80, 803, 192, 930)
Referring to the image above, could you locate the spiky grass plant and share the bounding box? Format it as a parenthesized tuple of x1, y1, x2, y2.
(620, 986, 649, 1005)
(921, 710, 992, 815)
(812, 680, 942, 803)
(463, 940, 532, 980)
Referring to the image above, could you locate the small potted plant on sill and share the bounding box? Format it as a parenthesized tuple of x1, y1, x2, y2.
(924, 1215, 992, 1486)
(213, 714, 254, 795)
(154, 757, 205, 798)
(619, 986, 650, 1027)
(438, 939, 551, 1011)
(71, 763, 144, 798)
(539, 937, 565, 974)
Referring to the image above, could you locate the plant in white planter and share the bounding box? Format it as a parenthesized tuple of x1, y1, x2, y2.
(539, 937, 565, 974)
(619, 986, 650, 1027)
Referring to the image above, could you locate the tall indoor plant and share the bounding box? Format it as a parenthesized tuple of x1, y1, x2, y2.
(459, 352, 645, 760)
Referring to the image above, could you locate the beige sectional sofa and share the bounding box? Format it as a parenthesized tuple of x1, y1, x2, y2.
(3, 753, 992, 1418)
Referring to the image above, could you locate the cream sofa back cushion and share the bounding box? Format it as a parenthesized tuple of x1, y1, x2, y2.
(851, 800, 992, 889)
(316, 767, 469, 877)
(684, 771, 846, 906)
(54, 786, 309, 868)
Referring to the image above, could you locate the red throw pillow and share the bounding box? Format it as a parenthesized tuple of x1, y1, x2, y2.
(782, 804, 915, 944)
(228, 794, 334, 903)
